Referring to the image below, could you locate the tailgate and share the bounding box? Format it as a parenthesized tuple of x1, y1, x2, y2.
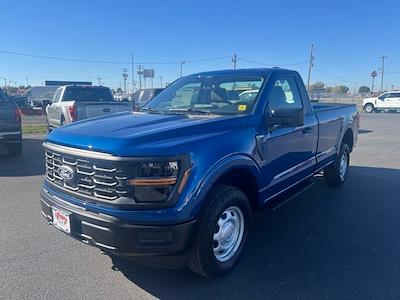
(0, 101, 18, 132)
(76, 102, 133, 120)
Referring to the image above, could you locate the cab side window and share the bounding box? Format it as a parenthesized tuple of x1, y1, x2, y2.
(389, 93, 400, 98)
(269, 77, 303, 111)
(53, 89, 62, 103)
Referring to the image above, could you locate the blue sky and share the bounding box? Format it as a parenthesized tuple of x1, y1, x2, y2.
(1, 0, 399, 91)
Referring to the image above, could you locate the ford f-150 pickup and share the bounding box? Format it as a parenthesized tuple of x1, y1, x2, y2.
(0, 88, 22, 156)
(40, 68, 359, 278)
(45, 85, 133, 131)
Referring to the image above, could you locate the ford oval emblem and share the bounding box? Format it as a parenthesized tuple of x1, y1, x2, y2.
(59, 165, 74, 181)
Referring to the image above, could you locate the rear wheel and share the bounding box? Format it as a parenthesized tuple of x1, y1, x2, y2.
(188, 185, 251, 278)
(324, 143, 350, 186)
(364, 103, 374, 113)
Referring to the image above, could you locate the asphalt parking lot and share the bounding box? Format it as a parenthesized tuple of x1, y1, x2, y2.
(1, 113, 400, 299)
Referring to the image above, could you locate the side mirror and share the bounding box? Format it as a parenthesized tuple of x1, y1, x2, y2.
(267, 108, 304, 130)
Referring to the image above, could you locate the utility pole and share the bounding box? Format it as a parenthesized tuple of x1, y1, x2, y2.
(137, 65, 143, 90)
(380, 56, 388, 92)
(3, 79, 6, 89)
(131, 52, 135, 93)
(232, 53, 237, 69)
(25, 78, 29, 87)
(371, 70, 377, 94)
(122, 68, 128, 94)
(307, 43, 315, 93)
(159, 76, 163, 88)
(97, 76, 102, 85)
(180, 61, 185, 77)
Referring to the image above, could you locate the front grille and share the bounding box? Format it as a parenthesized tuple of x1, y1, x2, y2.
(45, 149, 132, 201)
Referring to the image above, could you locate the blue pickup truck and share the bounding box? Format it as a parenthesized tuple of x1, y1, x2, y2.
(41, 68, 359, 278)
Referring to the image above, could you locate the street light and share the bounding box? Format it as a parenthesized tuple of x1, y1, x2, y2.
(371, 70, 377, 94)
(180, 61, 185, 77)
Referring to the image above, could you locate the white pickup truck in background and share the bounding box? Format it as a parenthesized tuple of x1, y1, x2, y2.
(46, 85, 133, 131)
(363, 91, 400, 113)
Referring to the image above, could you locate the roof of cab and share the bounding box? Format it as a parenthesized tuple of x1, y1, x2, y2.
(189, 68, 297, 77)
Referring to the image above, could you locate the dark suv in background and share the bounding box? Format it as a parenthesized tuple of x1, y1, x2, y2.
(0, 88, 22, 156)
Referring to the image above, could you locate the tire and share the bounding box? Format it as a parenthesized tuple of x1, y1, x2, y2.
(324, 143, 350, 186)
(7, 141, 23, 156)
(364, 103, 374, 113)
(188, 184, 251, 278)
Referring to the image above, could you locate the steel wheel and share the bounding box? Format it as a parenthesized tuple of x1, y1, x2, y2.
(364, 104, 374, 113)
(212, 206, 244, 262)
(339, 151, 348, 181)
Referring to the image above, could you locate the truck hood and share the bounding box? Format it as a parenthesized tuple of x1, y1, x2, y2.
(46, 112, 249, 156)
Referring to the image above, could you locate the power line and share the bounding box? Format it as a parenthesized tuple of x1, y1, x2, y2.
(184, 56, 232, 63)
(238, 56, 309, 67)
(0, 50, 130, 64)
(0, 50, 232, 66)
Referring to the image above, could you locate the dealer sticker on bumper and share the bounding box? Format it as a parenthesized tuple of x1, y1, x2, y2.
(52, 207, 71, 234)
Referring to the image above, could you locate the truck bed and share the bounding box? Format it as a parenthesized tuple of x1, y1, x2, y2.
(313, 102, 359, 158)
(75, 101, 133, 121)
(312, 102, 357, 112)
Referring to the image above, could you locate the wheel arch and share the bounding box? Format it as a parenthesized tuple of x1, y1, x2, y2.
(339, 126, 354, 152)
(193, 155, 261, 213)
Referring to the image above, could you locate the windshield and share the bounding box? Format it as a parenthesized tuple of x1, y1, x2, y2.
(143, 75, 265, 115)
(63, 86, 114, 102)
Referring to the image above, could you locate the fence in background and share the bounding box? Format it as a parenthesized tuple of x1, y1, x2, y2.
(310, 92, 364, 110)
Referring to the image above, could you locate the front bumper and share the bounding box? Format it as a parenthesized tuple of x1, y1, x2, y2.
(40, 188, 196, 256)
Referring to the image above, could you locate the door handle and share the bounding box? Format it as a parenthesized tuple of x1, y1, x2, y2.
(302, 127, 313, 135)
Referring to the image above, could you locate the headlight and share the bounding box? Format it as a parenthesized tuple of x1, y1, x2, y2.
(128, 161, 183, 203)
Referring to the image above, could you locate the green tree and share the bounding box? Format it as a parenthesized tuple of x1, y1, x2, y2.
(310, 81, 325, 91)
(358, 85, 370, 94)
(332, 85, 349, 94)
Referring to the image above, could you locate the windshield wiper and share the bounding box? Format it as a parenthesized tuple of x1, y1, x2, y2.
(140, 107, 163, 114)
(168, 108, 213, 115)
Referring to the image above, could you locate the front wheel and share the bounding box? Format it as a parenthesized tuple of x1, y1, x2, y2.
(188, 185, 251, 278)
(364, 103, 375, 113)
(324, 143, 350, 186)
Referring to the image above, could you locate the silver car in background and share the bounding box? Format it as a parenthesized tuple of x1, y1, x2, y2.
(46, 85, 133, 131)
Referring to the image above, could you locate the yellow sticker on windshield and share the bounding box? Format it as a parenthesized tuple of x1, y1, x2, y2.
(238, 104, 247, 111)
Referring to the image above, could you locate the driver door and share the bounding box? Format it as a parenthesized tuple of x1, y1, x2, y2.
(389, 92, 400, 108)
(257, 75, 318, 203)
(376, 93, 392, 109)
